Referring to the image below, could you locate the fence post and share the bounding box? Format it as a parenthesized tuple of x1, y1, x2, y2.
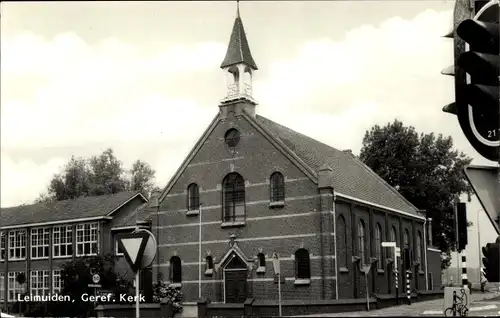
(197, 297, 210, 318)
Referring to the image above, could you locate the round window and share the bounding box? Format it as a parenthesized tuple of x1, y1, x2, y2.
(225, 129, 241, 147)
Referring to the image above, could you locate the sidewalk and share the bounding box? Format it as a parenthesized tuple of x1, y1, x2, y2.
(291, 291, 500, 317)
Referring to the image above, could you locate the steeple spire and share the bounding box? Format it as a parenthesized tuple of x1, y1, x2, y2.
(220, 1, 258, 70)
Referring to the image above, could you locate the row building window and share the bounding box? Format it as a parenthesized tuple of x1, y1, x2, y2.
(0, 222, 97, 262)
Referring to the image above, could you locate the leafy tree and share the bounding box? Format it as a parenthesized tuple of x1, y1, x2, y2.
(37, 148, 158, 202)
(359, 119, 472, 269)
(87, 148, 129, 196)
(55, 254, 132, 317)
(130, 160, 156, 196)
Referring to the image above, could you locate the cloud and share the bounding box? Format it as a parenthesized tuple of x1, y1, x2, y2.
(2, 8, 490, 208)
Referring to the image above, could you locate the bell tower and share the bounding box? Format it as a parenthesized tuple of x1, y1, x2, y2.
(220, 1, 258, 117)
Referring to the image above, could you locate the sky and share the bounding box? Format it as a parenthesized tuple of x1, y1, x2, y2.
(0, 1, 498, 240)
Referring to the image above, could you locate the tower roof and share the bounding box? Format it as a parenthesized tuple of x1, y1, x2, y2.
(220, 2, 258, 70)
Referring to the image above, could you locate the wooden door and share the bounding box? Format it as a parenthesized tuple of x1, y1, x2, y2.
(224, 269, 247, 303)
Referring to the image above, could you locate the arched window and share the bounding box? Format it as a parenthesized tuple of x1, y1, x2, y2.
(416, 231, 422, 263)
(222, 173, 245, 222)
(375, 223, 383, 269)
(404, 229, 410, 249)
(337, 215, 348, 268)
(187, 183, 199, 211)
(205, 256, 214, 276)
(295, 248, 310, 279)
(270, 172, 285, 202)
(391, 226, 397, 246)
(257, 253, 266, 268)
(170, 256, 182, 283)
(357, 220, 366, 263)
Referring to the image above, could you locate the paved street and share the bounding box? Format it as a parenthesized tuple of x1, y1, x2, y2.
(292, 292, 500, 317)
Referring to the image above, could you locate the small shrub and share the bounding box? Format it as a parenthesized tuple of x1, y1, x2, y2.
(152, 280, 183, 313)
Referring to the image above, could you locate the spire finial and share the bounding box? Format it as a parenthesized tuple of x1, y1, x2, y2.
(236, 0, 240, 17)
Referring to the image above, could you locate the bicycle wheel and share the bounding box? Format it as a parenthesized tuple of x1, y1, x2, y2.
(444, 308, 455, 317)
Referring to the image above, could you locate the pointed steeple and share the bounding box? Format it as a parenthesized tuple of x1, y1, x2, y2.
(220, 1, 258, 70)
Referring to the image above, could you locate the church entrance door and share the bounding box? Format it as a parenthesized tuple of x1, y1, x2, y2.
(223, 252, 248, 303)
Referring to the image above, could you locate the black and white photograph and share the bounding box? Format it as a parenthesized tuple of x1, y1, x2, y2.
(0, 0, 499, 317)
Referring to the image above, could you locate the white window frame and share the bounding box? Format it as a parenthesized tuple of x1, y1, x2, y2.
(31, 227, 50, 259)
(0, 231, 5, 261)
(30, 270, 50, 297)
(76, 222, 99, 257)
(53, 225, 73, 258)
(53, 270, 63, 294)
(115, 238, 124, 256)
(0, 272, 4, 302)
(7, 271, 25, 302)
(8, 230, 26, 261)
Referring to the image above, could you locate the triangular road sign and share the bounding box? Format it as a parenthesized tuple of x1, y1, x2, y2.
(464, 165, 499, 235)
(117, 232, 150, 272)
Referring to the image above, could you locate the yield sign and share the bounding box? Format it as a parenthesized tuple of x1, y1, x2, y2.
(117, 232, 150, 272)
(464, 165, 500, 235)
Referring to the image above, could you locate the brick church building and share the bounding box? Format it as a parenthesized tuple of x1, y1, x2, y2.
(151, 4, 442, 304)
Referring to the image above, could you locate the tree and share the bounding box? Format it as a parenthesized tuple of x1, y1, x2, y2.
(359, 120, 473, 269)
(37, 148, 158, 202)
(87, 148, 128, 196)
(130, 160, 156, 196)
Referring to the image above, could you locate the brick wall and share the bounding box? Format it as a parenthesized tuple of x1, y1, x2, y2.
(334, 197, 427, 299)
(153, 111, 337, 303)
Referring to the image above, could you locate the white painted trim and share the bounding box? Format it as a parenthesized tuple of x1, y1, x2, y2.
(187, 156, 245, 168)
(242, 112, 318, 183)
(152, 255, 335, 267)
(155, 210, 328, 229)
(0, 216, 112, 230)
(106, 192, 148, 217)
(334, 192, 426, 221)
(427, 247, 441, 253)
(155, 194, 320, 215)
(158, 114, 221, 203)
(159, 232, 334, 248)
(164, 177, 311, 198)
(111, 226, 137, 231)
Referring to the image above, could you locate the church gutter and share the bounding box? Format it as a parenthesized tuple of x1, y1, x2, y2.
(334, 192, 426, 221)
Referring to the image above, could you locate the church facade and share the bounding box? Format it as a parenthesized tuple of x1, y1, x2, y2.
(151, 5, 442, 304)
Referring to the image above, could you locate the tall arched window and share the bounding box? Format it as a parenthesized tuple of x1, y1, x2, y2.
(416, 231, 422, 263)
(295, 248, 311, 279)
(270, 172, 285, 202)
(404, 229, 410, 249)
(357, 220, 366, 263)
(391, 226, 397, 246)
(222, 173, 245, 222)
(170, 256, 182, 283)
(337, 215, 348, 268)
(375, 223, 383, 269)
(187, 183, 199, 211)
(205, 256, 214, 276)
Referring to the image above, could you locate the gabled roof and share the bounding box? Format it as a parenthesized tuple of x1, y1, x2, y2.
(0, 191, 147, 228)
(112, 202, 150, 228)
(253, 115, 422, 217)
(220, 6, 258, 70)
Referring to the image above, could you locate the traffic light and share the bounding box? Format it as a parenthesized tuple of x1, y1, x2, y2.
(481, 236, 500, 282)
(457, 202, 468, 251)
(442, 0, 499, 162)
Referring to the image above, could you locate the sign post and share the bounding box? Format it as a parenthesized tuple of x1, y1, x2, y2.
(362, 265, 371, 311)
(272, 253, 282, 317)
(117, 229, 157, 318)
